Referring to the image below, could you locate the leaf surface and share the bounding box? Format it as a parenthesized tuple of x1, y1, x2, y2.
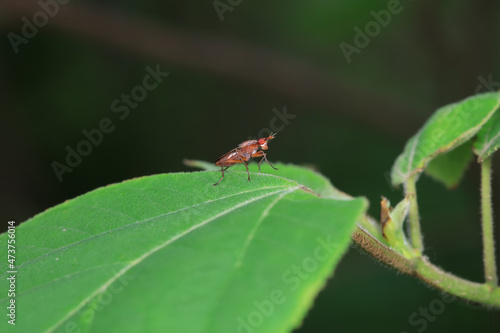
(184, 160, 351, 200)
(0, 168, 366, 333)
(425, 140, 473, 188)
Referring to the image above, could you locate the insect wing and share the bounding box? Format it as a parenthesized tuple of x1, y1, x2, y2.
(212, 147, 240, 164)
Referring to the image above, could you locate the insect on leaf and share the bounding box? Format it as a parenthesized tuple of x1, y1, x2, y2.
(0, 170, 367, 333)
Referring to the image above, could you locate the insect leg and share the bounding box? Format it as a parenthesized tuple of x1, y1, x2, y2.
(258, 152, 278, 171)
(213, 166, 230, 186)
(251, 151, 265, 173)
(242, 161, 251, 181)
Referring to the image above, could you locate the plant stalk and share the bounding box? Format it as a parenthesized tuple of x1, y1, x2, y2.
(481, 157, 497, 287)
(405, 175, 423, 253)
(352, 227, 500, 308)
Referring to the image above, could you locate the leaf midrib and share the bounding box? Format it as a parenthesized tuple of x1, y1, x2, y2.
(45, 185, 300, 332)
(7, 185, 290, 275)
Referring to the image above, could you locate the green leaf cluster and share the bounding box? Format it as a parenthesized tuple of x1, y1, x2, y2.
(391, 92, 500, 188)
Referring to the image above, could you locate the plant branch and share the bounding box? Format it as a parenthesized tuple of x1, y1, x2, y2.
(356, 214, 385, 245)
(352, 226, 415, 275)
(352, 226, 500, 308)
(481, 157, 497, 287)
(405, 174, 424, 253)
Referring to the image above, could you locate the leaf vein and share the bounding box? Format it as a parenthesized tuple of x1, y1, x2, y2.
(10, 186, 288, 274)
(45, 186, 297, 332)
(201, 188, 296, 332)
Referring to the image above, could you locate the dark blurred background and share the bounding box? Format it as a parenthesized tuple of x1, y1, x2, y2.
(1, 0, 500, 332)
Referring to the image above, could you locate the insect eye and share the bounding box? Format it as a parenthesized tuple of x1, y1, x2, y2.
(258, 139, 265, 145)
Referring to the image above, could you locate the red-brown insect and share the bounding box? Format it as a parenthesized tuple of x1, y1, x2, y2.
(212, 133, 278, 186)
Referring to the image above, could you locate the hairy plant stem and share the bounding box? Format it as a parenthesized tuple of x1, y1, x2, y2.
(352, 226, 500, 308)
(481, 157, 497, 287)
(405, 175, 423, 253)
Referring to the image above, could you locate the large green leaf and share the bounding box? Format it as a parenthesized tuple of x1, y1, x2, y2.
(0, 169, 367, 333)
(473, 110, 500, 162)
(391, 92, 500, 186)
